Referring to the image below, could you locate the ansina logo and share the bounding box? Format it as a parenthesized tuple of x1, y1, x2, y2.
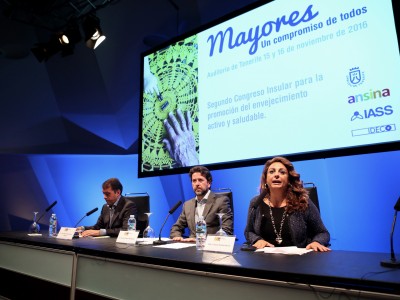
(206, 5, 319, 57)
(348, 88, 390, 104)
(346, 67, 365, 87)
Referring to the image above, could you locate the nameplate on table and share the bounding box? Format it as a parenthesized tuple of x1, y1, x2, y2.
(204, 235, 236, 253)
(57, 227, 77, 240)
(116, 230, 140, 244)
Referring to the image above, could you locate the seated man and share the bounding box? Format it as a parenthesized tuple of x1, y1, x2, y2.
(170, 166, 233, 241)
(77, 178, 137, 237)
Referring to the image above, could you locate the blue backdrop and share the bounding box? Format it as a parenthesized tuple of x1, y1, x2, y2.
(0, 0, 398, 256)
(1, 150, 399, 253)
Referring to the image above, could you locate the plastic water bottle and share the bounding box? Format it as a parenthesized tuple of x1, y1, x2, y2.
(49, 213, 58, 237)
(128, 215, 136, 231)
(196, 216, 207, 250)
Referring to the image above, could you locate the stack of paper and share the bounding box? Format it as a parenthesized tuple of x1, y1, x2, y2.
(256, 246, 314, 255)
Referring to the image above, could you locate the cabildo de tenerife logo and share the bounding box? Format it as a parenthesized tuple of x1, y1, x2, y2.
(346, 67, 365, 87)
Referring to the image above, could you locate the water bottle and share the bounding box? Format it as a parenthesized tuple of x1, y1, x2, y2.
(49, 213, 58, 237)
(128, 215, 136, 231)
(196, 216, 207, 250)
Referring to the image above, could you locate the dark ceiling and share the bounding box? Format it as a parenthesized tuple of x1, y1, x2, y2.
(0, 0, 259, 154)
(0, 0, 259, 59)
(1, 0, 116, 32)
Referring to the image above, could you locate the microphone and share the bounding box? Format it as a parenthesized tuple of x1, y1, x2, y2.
(252, 188, 268, 210)
(153, 200, 182, 245)
(241, 189, 268, 251)
(381, 196, 400, 268)
(395, 197, 400, 211)
(74, 207, 98, 228)
(36, 201, 57, 224)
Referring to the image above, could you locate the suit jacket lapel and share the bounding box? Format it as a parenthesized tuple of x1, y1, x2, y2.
(109, 197, 123, 228)
(202, 192, 215, 218)
(187, 198, 197, 234)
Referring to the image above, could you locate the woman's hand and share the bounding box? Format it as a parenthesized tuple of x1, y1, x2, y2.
(306, 241, 331, 252)
(253, 239, 274, 249)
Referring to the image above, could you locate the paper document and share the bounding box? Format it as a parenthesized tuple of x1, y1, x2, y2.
(255, 246, 313, 255)
(153, 242, 196, 249)
(88, 235, 110, 239)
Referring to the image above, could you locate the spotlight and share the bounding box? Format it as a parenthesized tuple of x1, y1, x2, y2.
(83, 14, 106, 49)
(58, 34, 69, 45)
(62, 22, 82, 45)
(58, 22, 82, 57)
(31, 19, 83, 62)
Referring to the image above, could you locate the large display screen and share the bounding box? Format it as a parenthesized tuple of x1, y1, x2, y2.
(139, 0, 400, 178)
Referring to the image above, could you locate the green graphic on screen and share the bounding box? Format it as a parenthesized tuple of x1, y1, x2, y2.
(142, 35, 199, 172)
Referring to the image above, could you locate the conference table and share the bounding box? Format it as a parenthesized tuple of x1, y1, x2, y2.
(0, 231, 399, 300)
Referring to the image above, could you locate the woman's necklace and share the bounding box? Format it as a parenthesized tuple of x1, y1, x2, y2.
(267, 199, 286, 244)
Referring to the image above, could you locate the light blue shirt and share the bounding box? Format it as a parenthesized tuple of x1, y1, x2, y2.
(195, 190, 210, 223)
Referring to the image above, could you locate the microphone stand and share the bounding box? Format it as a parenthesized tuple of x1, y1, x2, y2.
(75, 208, 99, 227)
(153, 213, 170, 245)
(240, 206, 257, 251)
(36, 201, 57, 224)
(73, 207, 98, 238)
(74, 215, 87, 228)
(153, 200, 182, 245)
(381, 210, 400, 268)
(241, 190, 267, 251)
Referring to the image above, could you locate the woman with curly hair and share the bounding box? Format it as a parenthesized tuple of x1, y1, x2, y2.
(245, 157, 331, 251)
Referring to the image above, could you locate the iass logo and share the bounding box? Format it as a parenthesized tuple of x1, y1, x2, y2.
(350, 105, 393, 121)
(346, 67, 365, 87)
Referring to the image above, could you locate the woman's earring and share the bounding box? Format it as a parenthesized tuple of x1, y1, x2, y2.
(264, 183, 268, 189)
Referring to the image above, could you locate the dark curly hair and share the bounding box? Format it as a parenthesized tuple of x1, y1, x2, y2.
(259, 157, 308, 213)
(189, 165, 212, 184)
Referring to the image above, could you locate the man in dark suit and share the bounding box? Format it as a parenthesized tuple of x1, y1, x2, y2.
(78, 178, 137, 237)
(170, 166, 233, 241)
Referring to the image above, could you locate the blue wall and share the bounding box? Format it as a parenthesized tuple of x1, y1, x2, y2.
(0, 0, 399, 255)
(1, 150, 399, 253)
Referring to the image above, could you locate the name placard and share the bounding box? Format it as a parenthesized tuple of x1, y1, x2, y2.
(57, 227, 77, 240)
(204, 235, 236, 253)
(116, 230, 140, 244)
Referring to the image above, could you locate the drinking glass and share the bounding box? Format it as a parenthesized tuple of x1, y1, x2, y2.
(143, 212, 155, 239)
(28, 211, 41, 234)
(215, 213, 227, 236)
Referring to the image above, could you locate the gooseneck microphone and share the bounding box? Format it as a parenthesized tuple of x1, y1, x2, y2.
(252, 189, 268, 210)
(36, 201, 58, 224)
(74, 207, 98, 228)
(153, 200, 182, 245)
(241, 189, 268, 251)
(380, 197, 400, 268)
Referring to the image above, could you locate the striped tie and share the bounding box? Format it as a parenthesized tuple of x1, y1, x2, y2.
(109, 205, 115, 228)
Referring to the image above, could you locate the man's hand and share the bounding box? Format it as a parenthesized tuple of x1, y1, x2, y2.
(80, 229, 101, 237)
(163, 109, 199, 167)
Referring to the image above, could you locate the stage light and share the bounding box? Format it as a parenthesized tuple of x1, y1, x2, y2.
(30, 14, 107, 62)
(83, 14, 106, 49)
(59, 22, 82, 57)
(59, 34, 69, 45)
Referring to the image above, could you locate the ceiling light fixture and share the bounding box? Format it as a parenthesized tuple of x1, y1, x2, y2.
(83, 14, 106, 50)
(58, 34, 70, 45)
